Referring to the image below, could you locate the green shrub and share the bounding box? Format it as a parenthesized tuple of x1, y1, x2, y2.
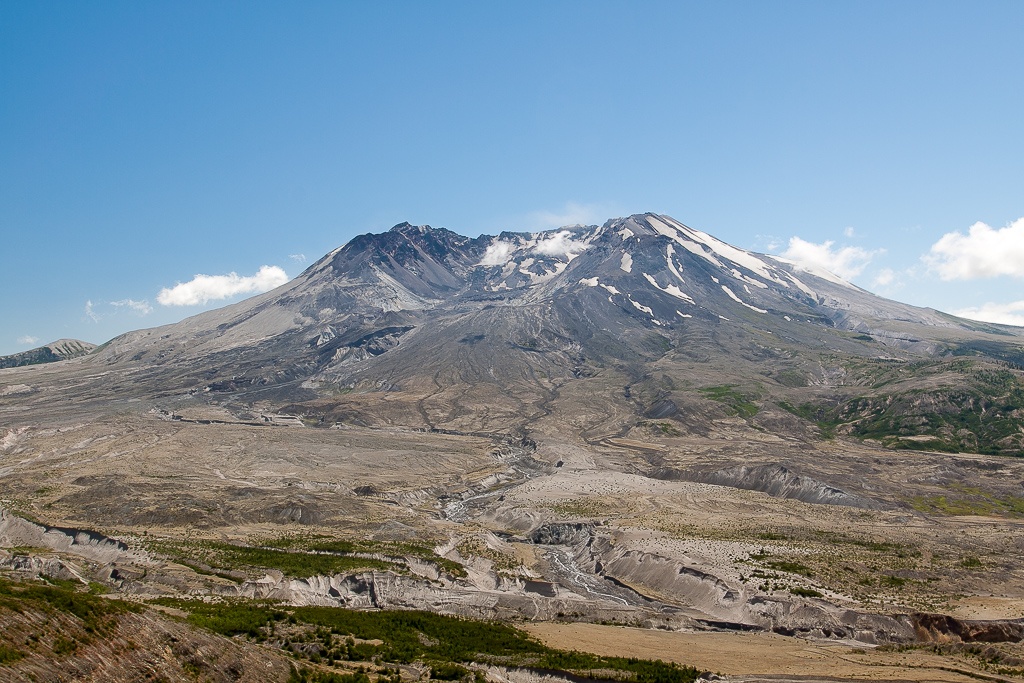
(163, 599, 701, 683)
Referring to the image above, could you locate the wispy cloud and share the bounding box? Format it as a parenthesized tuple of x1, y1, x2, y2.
(953, 300, 1024, 327)
(85, 300, 100, 322)
(924, 217, 1024, 280)
(528, 202, 610, 230)
(111, 298, 153, 315)
(157, 266, 289, 306)
(17, 335, 39, 346)
(872, 268, 896, 288)
(779, 237, 882, 280)
(289, 253, 307, 264)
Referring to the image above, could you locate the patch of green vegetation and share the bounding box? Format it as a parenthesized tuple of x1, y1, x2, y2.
(909, 486, 1024, 518)
(960, 556, 983, 568)
(158, 599, 701, 683)
(913, 491, 1024, 518)
(699, 385, 760, 419)
(789, 587, 823, 598)
(289, 670, 372, 683)
(39, 575, 83, 591)
(781, 363, 1024, 455)
(811, 532, 919, 557)
(642, 333, 673, 354)
(777, 401, 835, 438)
(638, 421, 682, 437)
(3, 546, 51, 555)
(455, 538, 522, 574)
(774, 370, 807, 388)
(148, 538, 400, 581)
(948, 340, 1024, 368)
(0, 576, 140, 640)
(552, 498, 608, 518)
(52, 636, 78, 655)
(0, 643, 24, 664)
(217, 542, 396, 577)
(763, 560, 813, 578)
(265, 536, 467, 578)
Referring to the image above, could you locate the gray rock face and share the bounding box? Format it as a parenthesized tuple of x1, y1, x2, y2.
(530, 523, 593, 545)
(651, 463, 888, 510)
(0, 507, 133, 565)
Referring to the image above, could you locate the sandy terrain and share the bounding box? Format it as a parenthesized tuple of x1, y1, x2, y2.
(525, 622, 1019, 682)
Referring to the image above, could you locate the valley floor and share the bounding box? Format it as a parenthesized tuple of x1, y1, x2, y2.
(527, 622, 1024, 682)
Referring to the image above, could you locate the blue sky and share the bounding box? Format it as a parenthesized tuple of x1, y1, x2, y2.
(3, 1, 1024, 355)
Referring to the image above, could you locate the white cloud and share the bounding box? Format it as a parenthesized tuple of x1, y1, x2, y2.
(953, 301, 1024, 327)
(528, 201, 608, 230)
(779, 237, 881, 280)
(157, 265, 289, 306)
(479, 239, 515, 266)
(533, 230, 591, 260)
(111, 298, 153, 315)
(843, 226, 855, 238)
(872, 268, 896, 287)
(289, 253, 306, 264)
(924, 217, 1024, 280)
(17, 335, 39, 345)
(85, 300, 100, 322)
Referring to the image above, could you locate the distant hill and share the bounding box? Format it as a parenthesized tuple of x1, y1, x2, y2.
(0, 339, 96, 369)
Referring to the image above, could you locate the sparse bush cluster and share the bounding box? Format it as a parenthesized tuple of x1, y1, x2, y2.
(147, 534, 471, 581)
(0, 576, 142, 663)
(779, 359, 1024, 455)
(699, 385, 760, 419)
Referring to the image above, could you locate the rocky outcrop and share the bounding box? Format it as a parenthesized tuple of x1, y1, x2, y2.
(0, 507, 136, 565)
(218, 569, 687, 627)
(530, 523, 593, 545)
(912, 613, 1024, 643)
(651, 463, 887, 509)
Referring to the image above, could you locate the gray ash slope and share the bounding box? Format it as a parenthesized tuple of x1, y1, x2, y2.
(24, 213, 1024, 449)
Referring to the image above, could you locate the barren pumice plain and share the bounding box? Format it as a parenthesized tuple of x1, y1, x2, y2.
(3, 215, 1024, 682)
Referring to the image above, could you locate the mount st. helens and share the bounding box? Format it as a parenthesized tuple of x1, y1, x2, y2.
(3, 214, 1024, 682)
(41, 212, 1024, 454)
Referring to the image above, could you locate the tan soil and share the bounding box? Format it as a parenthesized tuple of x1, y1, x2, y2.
(523, 622, 1013, 682)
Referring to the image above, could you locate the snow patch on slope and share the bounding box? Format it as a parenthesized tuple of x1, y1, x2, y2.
(630, 299, 654, 315)
(665, 245, 687, 284)
(620, 252, 633, 273)
(643, 273, 695, 304)
(721, 285, 767, 314)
